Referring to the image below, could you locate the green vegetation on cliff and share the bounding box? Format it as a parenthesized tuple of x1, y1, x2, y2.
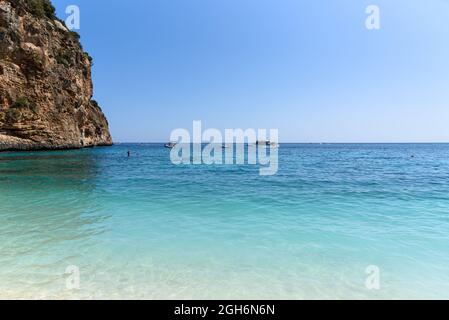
(25, 0, 56, 19)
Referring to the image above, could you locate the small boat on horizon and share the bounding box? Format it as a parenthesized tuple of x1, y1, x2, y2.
(164, 142, 177, 149)
(255, 140, 279, 148)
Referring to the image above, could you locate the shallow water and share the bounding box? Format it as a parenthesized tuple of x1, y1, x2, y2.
(1, 144, 449, 299)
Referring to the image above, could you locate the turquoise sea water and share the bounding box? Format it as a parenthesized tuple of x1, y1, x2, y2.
(1, 143, 449, 299)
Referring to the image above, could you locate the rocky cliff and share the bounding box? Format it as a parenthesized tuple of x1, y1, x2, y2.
(0, 0, 112, 151)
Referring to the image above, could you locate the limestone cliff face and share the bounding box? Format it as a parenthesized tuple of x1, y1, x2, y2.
(0, 0, 112, 151)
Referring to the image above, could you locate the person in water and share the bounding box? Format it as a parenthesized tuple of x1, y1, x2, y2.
(127, 151, 131, 157)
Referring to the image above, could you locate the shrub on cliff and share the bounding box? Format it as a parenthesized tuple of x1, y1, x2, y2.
(55, 49, 72, 67)
(10, 97, 38, 113)
(11, 97, 30, 109)
(68, 30, 80, 40)
(26, 0, 56, 19)
(5, 108, 22, 123)
(3, 97, 39, 123)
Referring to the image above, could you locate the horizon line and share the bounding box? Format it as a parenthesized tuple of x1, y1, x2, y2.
(113, 142, 449, 144)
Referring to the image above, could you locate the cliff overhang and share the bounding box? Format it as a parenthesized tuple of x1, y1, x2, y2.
(0, 0, 112, 151)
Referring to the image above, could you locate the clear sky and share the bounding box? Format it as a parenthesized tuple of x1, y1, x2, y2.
(52, 0, 449, 143)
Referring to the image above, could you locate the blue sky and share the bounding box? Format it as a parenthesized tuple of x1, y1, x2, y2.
(52, 0, 449, 143)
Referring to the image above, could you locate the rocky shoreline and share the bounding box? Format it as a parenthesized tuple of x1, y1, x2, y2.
(0, 133, 112, 152)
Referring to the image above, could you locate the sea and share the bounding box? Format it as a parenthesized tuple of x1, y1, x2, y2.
(1, 143, 448, 299)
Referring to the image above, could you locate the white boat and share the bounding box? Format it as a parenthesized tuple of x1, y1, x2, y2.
(164, 142, 177, 149)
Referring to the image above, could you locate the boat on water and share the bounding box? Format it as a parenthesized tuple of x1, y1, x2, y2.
(255, 141, 279, 148)
(165, 142, 177, 149)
